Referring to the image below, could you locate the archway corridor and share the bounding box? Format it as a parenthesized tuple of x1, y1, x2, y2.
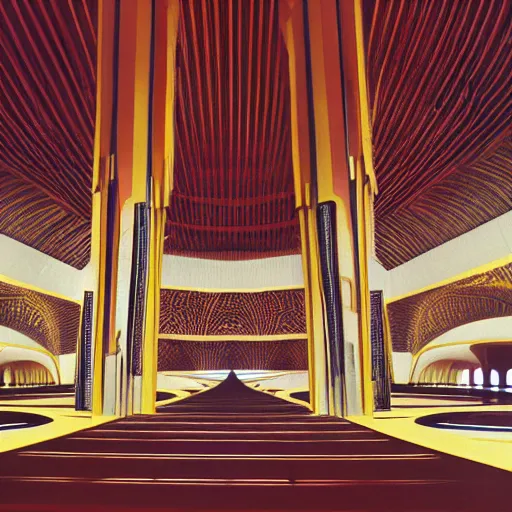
(0, 371, 509, 511)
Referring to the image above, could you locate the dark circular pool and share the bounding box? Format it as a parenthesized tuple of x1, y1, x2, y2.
(416, 411, 512, 433)
(0, 411, 53, 431)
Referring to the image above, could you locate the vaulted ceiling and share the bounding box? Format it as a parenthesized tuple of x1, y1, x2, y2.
(365, 0, 512, 269)
(2, 0, 510, 271)
(165, 0, 300, 260)
(0, 0, 97, 269)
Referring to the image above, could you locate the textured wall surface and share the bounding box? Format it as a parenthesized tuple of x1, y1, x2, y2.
(0, 281, 81, 355)
(158, 339, 308, 371)
(388, 263, 512, 354)
(160, 288, 306, 336)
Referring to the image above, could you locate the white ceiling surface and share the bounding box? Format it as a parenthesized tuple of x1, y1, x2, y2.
(161, 254, 305, 290)
(410, 317, 512, 382)
(428, 317, 512, 348)
(0, 344, 59, 383)
(0, 326, 43, 350)
(0, 234, 88, 301)
(369, 211, 512, 299)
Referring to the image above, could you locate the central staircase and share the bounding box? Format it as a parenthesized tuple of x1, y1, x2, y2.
(0, 371, 509, 510)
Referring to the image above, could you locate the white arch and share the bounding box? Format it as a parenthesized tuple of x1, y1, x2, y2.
(411, 344, 479, 383)
(427, 317, 512, 348)
(0, 235, 88, 301)
(0, 326, 43, 350)
(0, 345, 60, 383)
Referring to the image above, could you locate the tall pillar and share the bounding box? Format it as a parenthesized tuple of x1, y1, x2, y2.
(281, 0, 329, 415)
(89, 0, 118, 416)
(281, 0, 375, 416)
(87, 0, 179, 417)
(482, 368, 492, 388)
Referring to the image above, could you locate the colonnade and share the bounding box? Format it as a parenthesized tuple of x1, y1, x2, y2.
(80, 0, 378, 418)
(0, 362, 55, 387)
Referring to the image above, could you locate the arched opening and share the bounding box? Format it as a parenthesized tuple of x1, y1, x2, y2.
(473, 368, 483, 386)
(506, 369, 512, 387)
(490, 369, 500, 387)
(460, 369, 470, 386)
(0, 361, 55, 388)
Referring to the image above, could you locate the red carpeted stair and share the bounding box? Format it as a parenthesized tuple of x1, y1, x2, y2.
(0, 371, 509, 511)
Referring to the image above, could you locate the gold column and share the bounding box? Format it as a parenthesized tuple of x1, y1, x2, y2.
(281, 0, 329, 415)
(139, 0, 179, 414)
(283, 0, 377, 417)
(90, 0, 117, 416)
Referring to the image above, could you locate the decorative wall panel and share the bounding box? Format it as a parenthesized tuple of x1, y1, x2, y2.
(160, 288, 306, 336)
(165, 0, 300, 259)
(127, 203, 149, 377)
(364, 0, 512, 269)
(370, 291, 391, 411)
(158, 339, 308, 372)
(0, 0, 97, 269)
(76, 291, 93, 411)
(0, 281, 81, 355)
(388, 263, 512, 355)
(317, 202, 344, 394)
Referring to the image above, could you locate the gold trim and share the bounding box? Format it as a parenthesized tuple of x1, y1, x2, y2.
(353, 0, 378, 195)
(160, 285, 305, 293)
(158, 334, 308, 342)
(0, 275, 81, 305)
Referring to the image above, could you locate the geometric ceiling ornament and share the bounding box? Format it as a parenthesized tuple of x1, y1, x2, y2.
(0, 280, 81, 356)
(388, 263, 512, 355)
(165, 0, 300, 259)
(365, 0, 512, 269)
(0, 0, 97, 269)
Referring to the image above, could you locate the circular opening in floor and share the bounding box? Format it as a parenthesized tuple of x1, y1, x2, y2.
(0, 411, 53, 431)
(415, 411, 512, 432)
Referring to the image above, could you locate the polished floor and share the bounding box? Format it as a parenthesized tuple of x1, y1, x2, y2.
(0, 373, 510, 511)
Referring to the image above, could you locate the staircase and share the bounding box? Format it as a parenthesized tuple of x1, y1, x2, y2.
(0, 371, 509, 510)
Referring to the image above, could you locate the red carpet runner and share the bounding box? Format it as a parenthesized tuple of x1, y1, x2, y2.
(0, 372, 509, 511)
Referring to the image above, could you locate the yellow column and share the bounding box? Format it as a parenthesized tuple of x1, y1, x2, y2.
(338, 0, 379, 415)
(281, 0, 329, 415)
(138, 0, 178, 414)
(90, 0, 117, 416)
(282, 0, 377, 416)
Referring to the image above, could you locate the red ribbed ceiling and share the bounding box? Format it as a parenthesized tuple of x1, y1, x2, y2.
(165, 0, 300, 260)
(0, 0, 97, 269)
(365, 0, 512, 269)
